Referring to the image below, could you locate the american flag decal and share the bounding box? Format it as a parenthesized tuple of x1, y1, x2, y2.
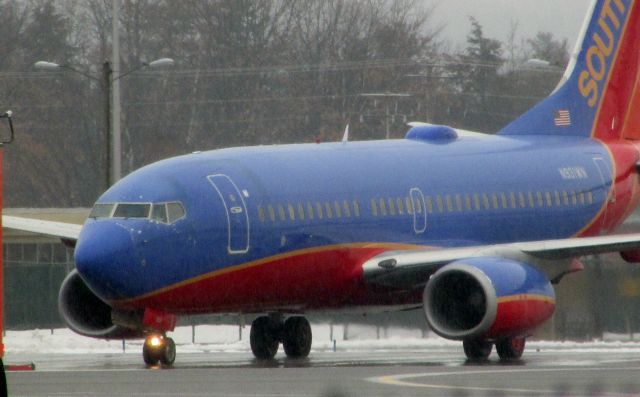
(554, 109, 571, 126)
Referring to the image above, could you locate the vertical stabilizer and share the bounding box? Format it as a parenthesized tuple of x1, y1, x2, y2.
(499, 0, 640, 140)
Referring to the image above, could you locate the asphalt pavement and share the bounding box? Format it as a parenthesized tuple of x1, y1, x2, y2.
(7, 343, 640, 396)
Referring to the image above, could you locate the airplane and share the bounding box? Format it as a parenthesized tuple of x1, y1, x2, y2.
(5, 0, 640, 366)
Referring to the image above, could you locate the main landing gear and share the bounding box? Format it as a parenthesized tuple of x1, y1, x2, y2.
(463, 336, 526, 361)
(250, 315, 312, 360)
(143, 333, 176, 366)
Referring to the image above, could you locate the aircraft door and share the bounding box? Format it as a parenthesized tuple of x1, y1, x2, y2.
(208, 174, 250, 254)
(410, 187, 427, 234)
(592, 157, 613, 233)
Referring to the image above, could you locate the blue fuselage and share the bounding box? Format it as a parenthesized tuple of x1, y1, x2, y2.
(74, 134, 614, 306)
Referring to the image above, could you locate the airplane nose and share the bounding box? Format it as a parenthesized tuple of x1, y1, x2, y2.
(74, 221, 139, 301)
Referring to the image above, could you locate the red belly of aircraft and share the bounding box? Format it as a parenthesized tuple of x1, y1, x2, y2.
(114, 245, 421, 313)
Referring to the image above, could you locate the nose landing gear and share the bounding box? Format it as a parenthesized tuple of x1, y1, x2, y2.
(143, 333, 176, 366)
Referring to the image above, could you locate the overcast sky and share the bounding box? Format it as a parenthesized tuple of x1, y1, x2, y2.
(430, 0, 593, 50)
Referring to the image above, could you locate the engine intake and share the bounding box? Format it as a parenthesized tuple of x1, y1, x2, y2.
(423, 258, 555, 341)
(58, 270, 143, 339)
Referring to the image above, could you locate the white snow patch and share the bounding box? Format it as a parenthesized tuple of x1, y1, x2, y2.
(4, 325, 640, 355)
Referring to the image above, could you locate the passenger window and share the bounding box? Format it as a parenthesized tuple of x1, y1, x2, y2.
(325, 202, 333, 218)
(571, 191, 577, 205)
(425, 196, 433, 213)
(297, 203, 305, 220)
(167, 202, 186, 223)
(464, 194, 472, 211)
(587, 191, 594, 204)
(396, 198, 404, 214)
(562, 191, 569, 205)
(306, 203, 315, 220)
(371, 199, 378, 216)
(316, 202, 324, 219)
(151, 204, 168, 223)
(545, 192, 553, 207)
(473, 194, 481, 210)
(114, 203, 151, 219)
(445, 195, 453, 212)
(388, 198, 396, 215)
(518, 192, 526, 208)
(436, 196, 444, 212)
(257, 206, 266, 223)
(379, 198, 388, 216)
(406, 197, 414, 214)
(455, 194, 463, 211)
(353, 200, 361, 217)
(90, 203, 115, 219)
(492, 193, 499, 209)
(528, 192, 535, 208)
(554, 191, 561, 206)
(343, 200, 351, 218)
(482, 193, 490, 210)
(334, 201, 342, 218)
(287, 204, 296, 221)
(500, 193, 508, 209)
(268, 205, 276, 222)
(509, 192, 517, 209)
(537, 192, 544, 207)
(415, 198, 423, 214)
(278, 205, 286, 221)
(579, 192, 586, 205)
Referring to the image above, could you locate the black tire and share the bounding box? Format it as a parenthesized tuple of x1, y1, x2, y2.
(160, 337, 176, 366)
(282, 317, 312, 358)
(463, 339, 492, 360)
(496, 337, 526, 360)
(250, 316, 280, 359)
(143, 343, 160, 366)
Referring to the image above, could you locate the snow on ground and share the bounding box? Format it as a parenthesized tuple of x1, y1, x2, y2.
(5, 324, 640, 355)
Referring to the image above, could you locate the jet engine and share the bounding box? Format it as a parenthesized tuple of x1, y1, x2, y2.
(58, 270, 143, 339)
(423, 257, 555, 341)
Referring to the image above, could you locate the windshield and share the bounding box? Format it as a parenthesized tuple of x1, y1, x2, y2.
(89, 202, 185, 224)
(113, 203, 151, 218)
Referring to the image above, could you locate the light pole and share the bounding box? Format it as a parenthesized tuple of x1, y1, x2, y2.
(34, 57, 174, 189)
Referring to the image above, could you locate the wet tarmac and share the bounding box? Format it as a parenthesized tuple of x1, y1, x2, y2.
(7, 343, 640, 396)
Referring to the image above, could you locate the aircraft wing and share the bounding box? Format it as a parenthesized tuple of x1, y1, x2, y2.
(362, 233, 640, 288)
(2, 215, 82, 240)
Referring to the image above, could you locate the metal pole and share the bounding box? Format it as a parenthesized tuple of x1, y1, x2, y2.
(102, 61, 112, 190)
(385, 102, 390, 139)
(0, 148, 4, 358)
(111, 0, 122, 184)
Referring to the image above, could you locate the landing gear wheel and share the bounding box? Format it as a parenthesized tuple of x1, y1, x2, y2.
(143, 339, 160, 366)
(250, 316, 281, 359)
(143, 335, 176, 366)
(463, 339, 493, 360)
(160, 337, 176, 366)
(496, 337, 526, 360)
(282, 317, 312, 358)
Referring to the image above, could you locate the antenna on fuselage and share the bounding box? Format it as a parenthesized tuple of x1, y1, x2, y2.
(342, 124, 349, 145)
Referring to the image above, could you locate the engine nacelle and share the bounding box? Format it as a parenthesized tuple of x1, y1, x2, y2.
(423, 257, 555, 341)
(58, 270, 143, 339)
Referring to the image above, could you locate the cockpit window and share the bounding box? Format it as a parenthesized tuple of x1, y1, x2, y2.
(167, 202, 186, 223)
(89, 201, 184, 223)
(151, 203, 168, 223)
(113, 203, 151, 218)
(89, 203, 115, 219)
